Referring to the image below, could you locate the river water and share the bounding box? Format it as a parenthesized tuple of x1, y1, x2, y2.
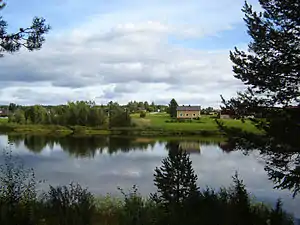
(0, 134, 299, 218)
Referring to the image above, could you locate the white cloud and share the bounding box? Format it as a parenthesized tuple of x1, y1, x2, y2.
(0, 0, 254, 107)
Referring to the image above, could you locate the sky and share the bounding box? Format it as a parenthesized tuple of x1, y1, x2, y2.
(0, 0, 260, 107)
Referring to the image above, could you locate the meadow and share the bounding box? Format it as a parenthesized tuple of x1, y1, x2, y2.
(0, 112, 262, 136)
(131, 112, 261, 134)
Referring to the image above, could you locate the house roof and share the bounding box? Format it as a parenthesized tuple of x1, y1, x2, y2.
(176, 106, 201, 111)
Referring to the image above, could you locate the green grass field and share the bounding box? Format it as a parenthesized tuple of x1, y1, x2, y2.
(0, 117, 8, 124)
(131, 112, 261, 134)
(0, 113, 261, 136)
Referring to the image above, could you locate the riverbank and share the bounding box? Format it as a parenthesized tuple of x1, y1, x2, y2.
(0, 113, 262, 137)
(0, 123, 256, 137)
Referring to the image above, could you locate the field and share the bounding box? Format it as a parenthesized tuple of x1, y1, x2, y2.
(131, 112, 261, 134)
(0, 113, 262, 136)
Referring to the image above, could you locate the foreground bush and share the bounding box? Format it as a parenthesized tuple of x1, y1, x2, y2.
(0, 149, 295, 225)
(0, 150, 40, 225)
(41, 183, 95, 225)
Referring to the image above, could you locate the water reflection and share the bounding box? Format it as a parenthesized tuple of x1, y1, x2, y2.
(217, 125, 300, 198)
(6, 134, 300, 197)
(179, 141, 201, 154)
(1, 134, 300, 217)
(263, 151, 300, 198)
(8, 134, 157, 157)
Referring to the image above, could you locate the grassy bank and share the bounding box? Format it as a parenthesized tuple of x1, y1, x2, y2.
(132, 113, 261, 133)
(0, 113, 262, 136)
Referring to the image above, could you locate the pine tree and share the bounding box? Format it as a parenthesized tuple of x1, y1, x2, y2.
(152, 142, 199, 225)
(0, 0, 50, 57)
(168, 99, 178, 118)
(228, 0, 299, 108)
(223, 0, 300, 150)
(152, 142, 199, 207)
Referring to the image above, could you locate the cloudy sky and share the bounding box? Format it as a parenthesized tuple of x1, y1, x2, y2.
(0, 0, 259, 107)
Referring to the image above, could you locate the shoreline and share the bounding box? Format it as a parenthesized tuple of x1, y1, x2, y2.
(0, 119, 262, 138)
(0, 123, 228, 137)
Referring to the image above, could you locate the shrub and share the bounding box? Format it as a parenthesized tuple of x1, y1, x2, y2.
(42, 183, 96, 225)
(140, 111, 146, 118)
(95, 195, 123, 224)
(119, 185, 163, 225)
(0, 149, 41, 225)
(72, 125, 87, 134)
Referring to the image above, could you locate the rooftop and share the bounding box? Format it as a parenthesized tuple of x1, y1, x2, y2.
(176, 106, 201, 111)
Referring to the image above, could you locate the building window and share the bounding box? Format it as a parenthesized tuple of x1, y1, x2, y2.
(179, 113, 183, 117)
(186, 113, 189, 116)
(193, 114, 196, 116)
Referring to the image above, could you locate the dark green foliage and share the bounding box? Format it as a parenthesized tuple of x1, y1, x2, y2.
(168, 99, 178, 118)
(0, 150, 96, 225)
(8, 109, 26, 124)
(0, 1, 50, 57)
(153, 143, 199, 207)
(152, 142, 199, 225)
(126, 101, 163, 113)
(88, 106, 107, 126)
(193, 177, 294, 225)
(151, 144, 294, 225)
(0, 148, 296, 225)
(8, 103, 18, 113)
(118, 185, 159, 225)
(28, 105, 47, 124)
(222, 0, 300, 177)
(0, 150, 40, 225)
(224, 0, 300, 124)
(8, 101, 109, 127)
(201, 107, 214, 115)
(42, 183, 96, 225)
(229, 0, 299, 106)
(140, 111, 146, 118)
(269, 199, 294, 225)
(108, 102, 131, 128)
(216, 120, 300, 198)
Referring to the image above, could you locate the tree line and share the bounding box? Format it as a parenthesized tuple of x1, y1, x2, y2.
(3, 101, 168, 114)
(7, 101, 132, 128)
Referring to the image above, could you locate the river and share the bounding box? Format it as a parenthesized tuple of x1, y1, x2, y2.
(0, 134, 299, 218)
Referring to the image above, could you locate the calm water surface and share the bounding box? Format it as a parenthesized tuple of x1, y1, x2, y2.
(0, 134, 299, 218)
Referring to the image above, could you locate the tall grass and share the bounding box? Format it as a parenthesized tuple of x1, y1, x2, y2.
(0, 149, 295, 225)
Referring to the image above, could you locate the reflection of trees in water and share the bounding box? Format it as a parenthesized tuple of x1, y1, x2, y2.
(7, 134, 25, 148)
(217, 123, 300, 197)
(218, 142, 236, 153)
(263, 152, 300, 198)
(8, 134, 57, 153)
(24, 135, 49, 153)
(106, 137, 152, 154)
(165, 141, 201, 154)
(57, 136, 108, 158)
(165, 141, 180, 153)
(7, 134, 155, 158)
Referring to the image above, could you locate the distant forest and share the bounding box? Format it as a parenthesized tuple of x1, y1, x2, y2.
(0, 100, 217, 127)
